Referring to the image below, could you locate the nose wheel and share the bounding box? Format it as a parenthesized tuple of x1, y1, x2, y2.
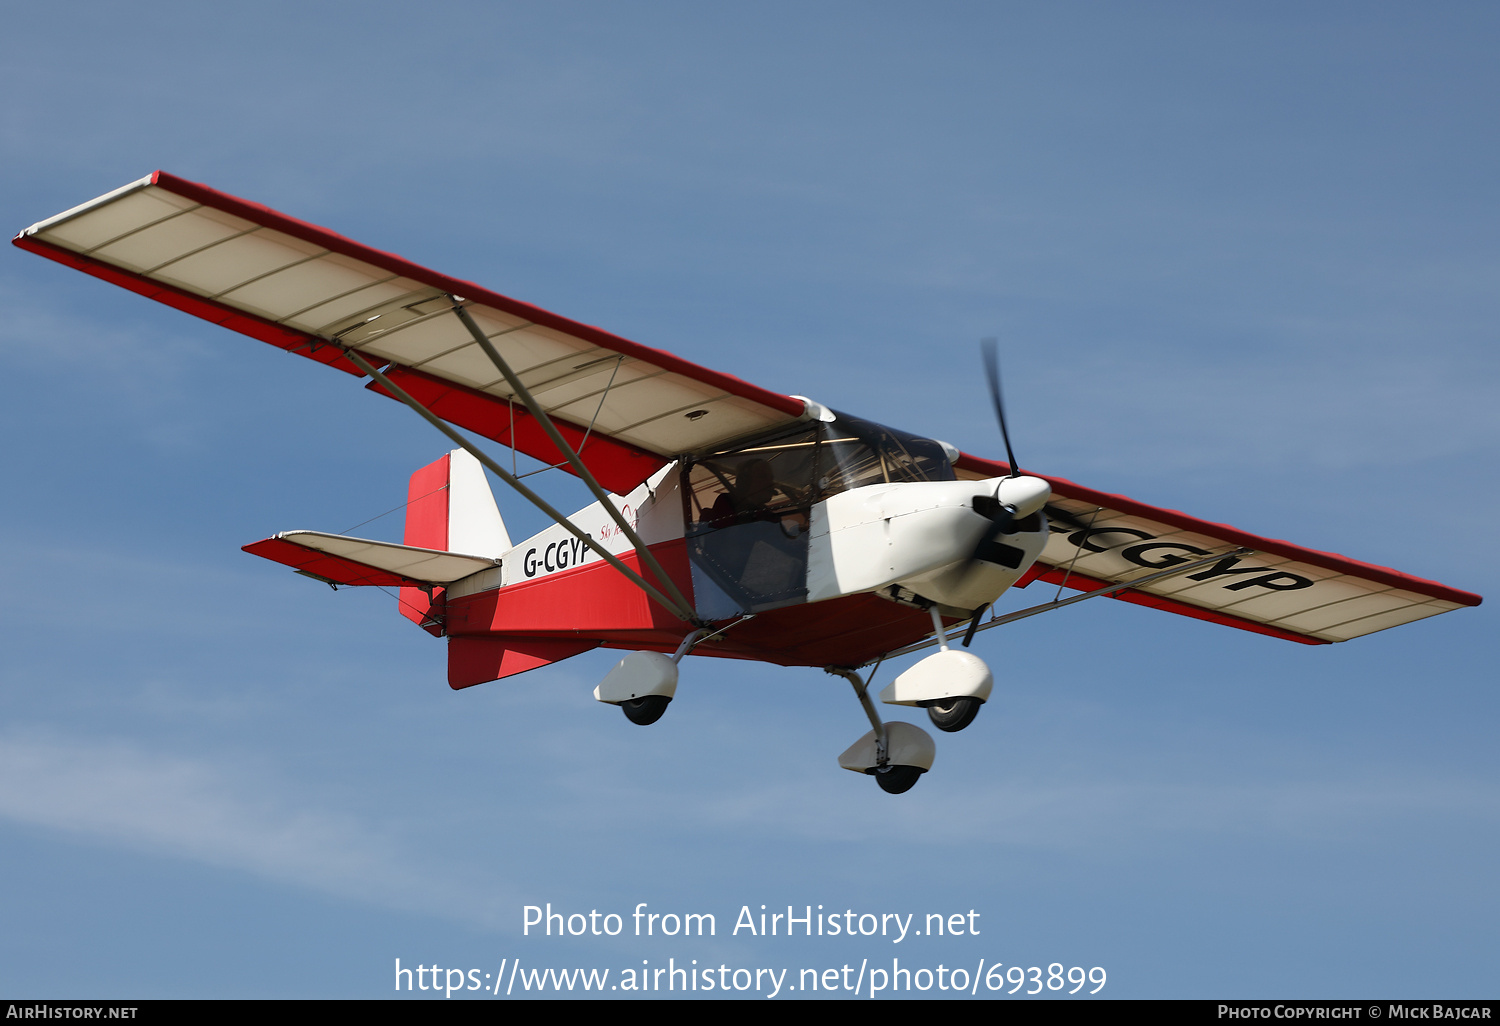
(881, 606, 992, 734)
(925, 696, 982, 733)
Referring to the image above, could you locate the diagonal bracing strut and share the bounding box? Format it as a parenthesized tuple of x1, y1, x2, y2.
(334, 345, 700, 625)
(882, 548, 1256, 660)
(448, 298, 697, 621)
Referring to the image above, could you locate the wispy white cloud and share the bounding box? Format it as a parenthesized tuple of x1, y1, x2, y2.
(657, 761, 1500, 854)
(0, 731, 510, 927)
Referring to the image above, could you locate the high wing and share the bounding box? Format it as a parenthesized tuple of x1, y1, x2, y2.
(955, 454, 1482, 644)
(16, 174, 1480, 646)
(14, 172, 807, 494)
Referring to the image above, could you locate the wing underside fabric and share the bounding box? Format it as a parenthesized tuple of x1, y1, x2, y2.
(15, 172, 807, 494)
(954, 455, 1480, 644)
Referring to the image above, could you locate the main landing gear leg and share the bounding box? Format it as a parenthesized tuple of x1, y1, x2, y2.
(830, 667, 935, 794)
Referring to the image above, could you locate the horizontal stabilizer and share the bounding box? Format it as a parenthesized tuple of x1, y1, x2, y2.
(243, 531, 500, 588)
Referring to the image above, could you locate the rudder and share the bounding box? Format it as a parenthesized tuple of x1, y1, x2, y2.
(400, 449, 510, 632)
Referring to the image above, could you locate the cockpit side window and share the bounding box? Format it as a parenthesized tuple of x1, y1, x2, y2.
(685, 426, 822, 527)
(681, 415, 953, 618)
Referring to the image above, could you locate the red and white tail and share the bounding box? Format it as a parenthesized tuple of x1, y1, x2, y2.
(400, 449, 510, 630)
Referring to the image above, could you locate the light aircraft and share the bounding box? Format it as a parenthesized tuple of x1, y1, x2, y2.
(16, 172, 1483, 794)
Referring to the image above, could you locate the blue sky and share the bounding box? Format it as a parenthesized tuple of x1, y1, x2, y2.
(2, 1, 1496, 999)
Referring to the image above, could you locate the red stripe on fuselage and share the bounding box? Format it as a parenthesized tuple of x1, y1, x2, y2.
(448, 537, 948, 669)
(446, 539, 696, 636)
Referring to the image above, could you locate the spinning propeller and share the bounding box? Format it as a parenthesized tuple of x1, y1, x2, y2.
(977, 337, 1095, 536)
(981, 338, 1021, 485)
(966, 340, 1052, 554)
(955, 338, 1096, 619)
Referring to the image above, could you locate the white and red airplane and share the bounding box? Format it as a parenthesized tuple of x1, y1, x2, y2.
(16, 172, 1482, 793)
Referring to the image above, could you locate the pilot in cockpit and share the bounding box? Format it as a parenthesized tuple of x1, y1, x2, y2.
(705, 458, 807, 536)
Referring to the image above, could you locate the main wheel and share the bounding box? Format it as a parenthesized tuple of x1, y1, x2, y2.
(926, 697, 982, 733)
(871, 764, 923, 794)
(621, 695, 671, 725)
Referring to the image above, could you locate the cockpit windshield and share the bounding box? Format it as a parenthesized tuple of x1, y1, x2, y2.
(683, 410, 953, 528)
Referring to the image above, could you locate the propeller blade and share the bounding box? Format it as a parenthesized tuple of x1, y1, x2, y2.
(971, 508, 1016, 558)
(955, 494, 1020, 586)
(957, 340, 1056, 589)
(961, 603, 991, 647)
(981, 337, 1021, 477)
(954, 339, 1030, 586)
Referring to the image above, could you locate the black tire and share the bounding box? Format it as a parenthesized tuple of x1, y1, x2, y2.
(926, 697, 982, 733)
(621, 695, 671, 725)
(871, 764, 923, 794)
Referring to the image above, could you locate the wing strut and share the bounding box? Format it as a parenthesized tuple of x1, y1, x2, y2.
(883, 548, 1255, 660)
(448, 298, 697, 620)
(335, 345, 701, 625)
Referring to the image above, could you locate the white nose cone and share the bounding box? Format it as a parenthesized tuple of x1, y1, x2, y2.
(994, 475, 1051, 517)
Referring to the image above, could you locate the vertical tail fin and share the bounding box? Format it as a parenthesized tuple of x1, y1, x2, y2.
(400, 449, 509, 631)
(445, 448, 511, 556)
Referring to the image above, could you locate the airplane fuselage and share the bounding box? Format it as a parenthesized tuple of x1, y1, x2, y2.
(441, 449, 1048, 684)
